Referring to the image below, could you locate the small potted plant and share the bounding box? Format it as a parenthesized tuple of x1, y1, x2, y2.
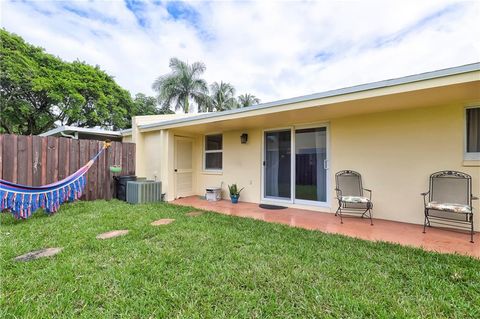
(228, 184, 244, 204)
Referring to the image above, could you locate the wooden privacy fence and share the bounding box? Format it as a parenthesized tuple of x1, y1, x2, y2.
(0, 134, 135, 201)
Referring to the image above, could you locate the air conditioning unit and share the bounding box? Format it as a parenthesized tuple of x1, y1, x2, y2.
(126, 181, 162, 204)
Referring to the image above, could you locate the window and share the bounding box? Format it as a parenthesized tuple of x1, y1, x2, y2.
(466, 107, 480, 160)
(204, 134, 223, 170)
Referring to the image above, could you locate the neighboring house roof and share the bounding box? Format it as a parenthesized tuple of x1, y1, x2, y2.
(139, 62, 480, 131)
(120, 128, 132, 136)
(39, 125, 123, 138)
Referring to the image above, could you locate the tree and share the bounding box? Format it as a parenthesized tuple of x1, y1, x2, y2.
(132, 93, 174, 116)
(204, 81, 238, 112)
(238, 93, 260, 107)
(152, 58, 208, 114)
(0, 29, 137, 135)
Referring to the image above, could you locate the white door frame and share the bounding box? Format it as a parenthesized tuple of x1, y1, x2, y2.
(174, 136, 195, 199)
(261, 123, 330, 208)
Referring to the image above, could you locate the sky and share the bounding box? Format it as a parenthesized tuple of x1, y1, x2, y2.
(1, 0, 479, 106)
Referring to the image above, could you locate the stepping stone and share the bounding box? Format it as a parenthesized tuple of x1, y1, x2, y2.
(186, 211, 204, 217)
(151, 218, 175, 226)
(96, 230, 129, 240)
(14, 247, 63, 262)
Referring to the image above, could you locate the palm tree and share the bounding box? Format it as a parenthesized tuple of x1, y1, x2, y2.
(207, 81, 238, 112)
(238, 93, 260, 107)
(152, 58, 208, 113)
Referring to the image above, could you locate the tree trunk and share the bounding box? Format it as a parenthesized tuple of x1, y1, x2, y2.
(184, 96, 189, 113)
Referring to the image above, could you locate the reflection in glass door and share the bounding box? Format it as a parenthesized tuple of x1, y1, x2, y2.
(295, 127, 327, 202)
(264, 130, 291, 200)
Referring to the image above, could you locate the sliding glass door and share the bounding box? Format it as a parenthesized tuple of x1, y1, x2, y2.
(263, 125, 328, 205)
(295, 127, 327, 203)
(264, 130, 291, 200)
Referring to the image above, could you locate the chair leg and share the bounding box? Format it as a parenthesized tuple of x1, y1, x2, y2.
(423, 209, 429, 234)
(470, 214, 474, 243)
(335, 204, 344, 224)
(361, 208, 373, 225)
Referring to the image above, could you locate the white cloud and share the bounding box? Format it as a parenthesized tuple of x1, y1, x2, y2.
(1, 0, 479, 105)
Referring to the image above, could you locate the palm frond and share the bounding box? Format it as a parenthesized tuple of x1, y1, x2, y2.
(238, 93, 260, 107)
(152, 57, 208, 113)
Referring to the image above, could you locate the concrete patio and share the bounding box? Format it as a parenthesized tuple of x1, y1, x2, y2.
(172, 196, 479, 258)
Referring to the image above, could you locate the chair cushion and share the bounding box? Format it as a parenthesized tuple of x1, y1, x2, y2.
(426, 202, 471, 214)
(341, 196, 370, 204)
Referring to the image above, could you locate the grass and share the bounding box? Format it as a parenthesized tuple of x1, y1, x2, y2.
(1, 200, 479, 318)
(296, 185, 320, 201)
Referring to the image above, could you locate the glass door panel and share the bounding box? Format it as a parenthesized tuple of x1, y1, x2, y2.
(295, 127, 327, 202)
(264, 130, 291, 199)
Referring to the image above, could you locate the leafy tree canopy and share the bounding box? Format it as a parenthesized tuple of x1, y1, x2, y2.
(0, 29, 165, 135)
(132, 93, 173, 116)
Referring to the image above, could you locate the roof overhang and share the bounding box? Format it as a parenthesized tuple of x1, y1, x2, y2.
(138, 63, 480, 134)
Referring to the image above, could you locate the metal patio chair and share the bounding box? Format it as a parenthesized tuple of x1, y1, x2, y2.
(335, 170, 373, 225)
(422, 170, 477, 243)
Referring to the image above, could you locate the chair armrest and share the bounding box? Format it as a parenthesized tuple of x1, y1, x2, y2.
(334, 188, 342, 198)
(421, 191, 429, 206)
(363, 188, 372, 200)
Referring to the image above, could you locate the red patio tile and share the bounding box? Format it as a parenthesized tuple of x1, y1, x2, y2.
(172, 196, 479, 258)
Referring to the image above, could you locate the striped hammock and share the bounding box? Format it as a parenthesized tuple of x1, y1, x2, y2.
(0, 141, 110, 219)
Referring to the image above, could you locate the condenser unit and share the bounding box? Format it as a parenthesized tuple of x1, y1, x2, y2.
(126, 181, 162, 204)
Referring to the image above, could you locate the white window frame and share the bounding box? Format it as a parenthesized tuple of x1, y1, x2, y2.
(204, 133, 223, 171)
(464, 106, 480, 161)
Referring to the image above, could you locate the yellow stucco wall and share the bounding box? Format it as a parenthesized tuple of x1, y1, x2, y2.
(188, 103, 479, 228)
(330, 103, 479, 228)
(193, 129, 263, 203)
(122, 135, 133, 143)
(141, 131, 162, 181)
(135, 102, 479, 228)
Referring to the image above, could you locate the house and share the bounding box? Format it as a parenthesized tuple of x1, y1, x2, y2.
(40, 125, 130, 142)
(129, 63, 480, 229)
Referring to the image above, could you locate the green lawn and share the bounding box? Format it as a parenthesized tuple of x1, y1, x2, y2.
(1, 200, 479, 318)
